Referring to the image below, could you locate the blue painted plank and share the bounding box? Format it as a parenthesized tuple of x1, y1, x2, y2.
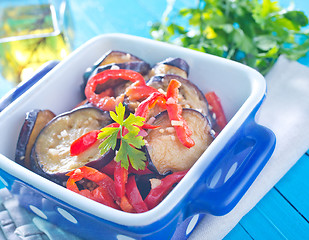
(224, 223, 252, 240)
(240, 188, 309, 239)
(275, 153, 309, 221)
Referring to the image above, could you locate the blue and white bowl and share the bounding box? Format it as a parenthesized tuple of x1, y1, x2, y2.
(0, 34, 275, 240)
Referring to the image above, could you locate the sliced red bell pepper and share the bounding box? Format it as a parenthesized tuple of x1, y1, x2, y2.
(134, 92, 166, 119)
(66, 166, 113, 189)
(128, 162, 153, 175)
(92, 186, 120, 209)
(126, 175, 148, 213)
(125, 81, 160, 101)
(101, 160, 152, 177)
(141, 123, 159, 130)
(165, 79, 194, 148)
(144, 170, 188, 210)
(85, 69, 152, 111)
(134, 79, 194, 148)
(119, 196, 135, 213)
(100, 160, 117, 176)
(70, 130, 101, 156)
(205, 91, 227, 131)
(114, 161, 128, 198)
(66, 166, 119, 208)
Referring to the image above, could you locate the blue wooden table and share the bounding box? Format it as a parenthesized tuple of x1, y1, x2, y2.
(53, 0, 309, 238)
(0, 0, 308, 239)
(66, 1, 309, 238)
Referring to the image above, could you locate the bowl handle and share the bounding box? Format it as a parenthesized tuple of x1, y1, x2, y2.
(186, 120, 276, 217)
(0, 61, 59, 112)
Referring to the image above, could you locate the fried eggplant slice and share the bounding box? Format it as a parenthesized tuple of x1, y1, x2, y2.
(146, 75, 210, 118)
(148, 57, 189, 79)
(83, 50, 149, 82)
(145, 109, 213, 175)
(15, 109, 56, 169)
(30, 107, 114, 185)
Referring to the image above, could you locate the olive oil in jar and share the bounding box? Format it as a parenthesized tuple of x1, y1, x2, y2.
(0, 3, 72, 83)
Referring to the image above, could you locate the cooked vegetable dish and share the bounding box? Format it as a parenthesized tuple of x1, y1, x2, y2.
(15, 50, 227, 213)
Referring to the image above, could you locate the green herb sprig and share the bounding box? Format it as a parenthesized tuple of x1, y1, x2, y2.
(98, 103, 146, 170)
(150, 0, 309, 75)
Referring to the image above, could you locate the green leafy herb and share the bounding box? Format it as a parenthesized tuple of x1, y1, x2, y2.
(98, 102, 146, 170)
(150, 0, 309, 75)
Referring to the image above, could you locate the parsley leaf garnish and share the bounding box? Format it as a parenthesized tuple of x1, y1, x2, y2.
(98, 102, 146, 170)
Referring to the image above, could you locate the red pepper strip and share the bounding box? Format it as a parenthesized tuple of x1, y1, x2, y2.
(96, 88, 115, 99)
(68, 183, 117, 209)
(66, 167, 114, 191)
(128, 162, 153, 175)
(70, 130, 101, 156)
(126, 175, 148, 213)
(79, 189, 93, 199)
(166, 79, 194, 148)
(85, 69, 145, 111)
(100, 160, 117, 176)
(66, 177, 81, 192)
(105, 122, 120, 128)
(134, 92, 166, 119)
(101, 160, 152, 176)
(119, 196, 136, 213)
(91, 186, 120, 209)
(205, 91, 227, 131)
(141, 123, 159, 129)
(114, 161, 128, 198)
(144, 170, 188, 210)
(125, 81, 160, 101)
(66, 166, 119, 208)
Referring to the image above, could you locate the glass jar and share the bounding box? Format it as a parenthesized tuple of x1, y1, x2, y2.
(0, 0, 74, 84)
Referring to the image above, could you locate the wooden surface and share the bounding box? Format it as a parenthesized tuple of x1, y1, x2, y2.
(66, 1, 309, 238)
(225, 151, 309, 239)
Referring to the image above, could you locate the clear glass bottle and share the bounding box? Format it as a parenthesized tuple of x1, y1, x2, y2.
(0, 0, 74, 84)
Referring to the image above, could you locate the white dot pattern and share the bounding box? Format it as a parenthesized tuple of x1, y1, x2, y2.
(29, 205, 47, 219)
(57, 207, 78, 224)
(186, 214, 200, 236)
(224, 162, 238, 183)
(209, 168, 222, 188)
(0, 176, 8, 187)
(117, 235, 136, 240)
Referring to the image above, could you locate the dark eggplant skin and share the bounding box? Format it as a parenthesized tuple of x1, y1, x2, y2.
(163, 58, 190, 73)
(86, 61, 151, 97)
(135, 173, 164, 200)
(82, 51, 151, 99)
(148, 57, 189, 79)
(146, 75, 210, 119)
(90, 62, 151, 79)
(145, 109, 213, 175)
(15, 109, 56, 169)
(83, 50, 148, 82)
(95, 50, 143, 66)
(30, 106, 114, 186)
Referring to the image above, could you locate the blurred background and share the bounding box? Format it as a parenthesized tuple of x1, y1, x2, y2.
(1, 0, 308, 99)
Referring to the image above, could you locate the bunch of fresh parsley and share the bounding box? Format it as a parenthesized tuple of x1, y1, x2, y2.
(150, 0, 309, 75)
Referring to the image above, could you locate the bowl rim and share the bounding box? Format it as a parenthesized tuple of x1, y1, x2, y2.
(0, 33, 266, 227)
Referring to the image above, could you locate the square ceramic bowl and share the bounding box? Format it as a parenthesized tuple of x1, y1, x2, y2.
(0, 34, 275, 239)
